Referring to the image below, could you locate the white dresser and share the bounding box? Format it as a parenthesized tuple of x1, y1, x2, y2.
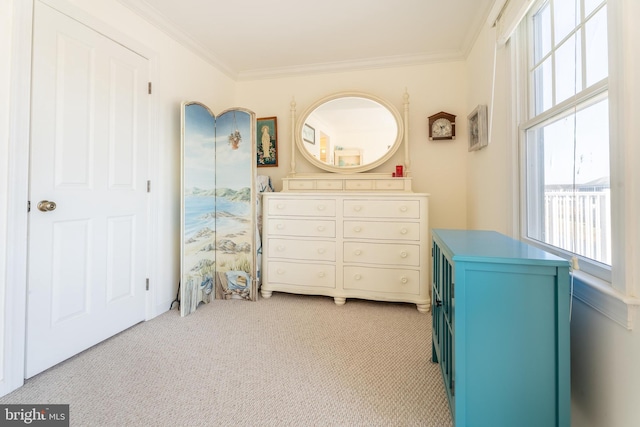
(261, 192, 430, 312)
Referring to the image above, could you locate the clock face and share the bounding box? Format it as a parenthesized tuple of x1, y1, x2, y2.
(432, 118, 453, 138)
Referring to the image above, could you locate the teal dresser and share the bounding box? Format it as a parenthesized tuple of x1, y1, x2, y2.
(431, 229, 570, 427)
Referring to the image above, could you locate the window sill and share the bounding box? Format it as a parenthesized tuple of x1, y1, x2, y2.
(572, 270, 640, 330)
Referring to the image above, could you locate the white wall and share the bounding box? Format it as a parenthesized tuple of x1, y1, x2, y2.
(236, 63, 469, 231)
(570, 299, 640, 427)
(464, 23, 515, 235)
(465, 3, 640, 426)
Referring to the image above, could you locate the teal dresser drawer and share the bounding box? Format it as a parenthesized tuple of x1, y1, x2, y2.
(431, 229, 571, 427)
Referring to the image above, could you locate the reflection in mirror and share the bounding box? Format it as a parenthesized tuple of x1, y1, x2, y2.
(295, 93, 403, 173)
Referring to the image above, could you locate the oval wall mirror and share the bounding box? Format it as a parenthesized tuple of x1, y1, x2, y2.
(294, 92, 404, 174)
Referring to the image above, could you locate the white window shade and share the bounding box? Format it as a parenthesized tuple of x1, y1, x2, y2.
(491, 0, 536, 45)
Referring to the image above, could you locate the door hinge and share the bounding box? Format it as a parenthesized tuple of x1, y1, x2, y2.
(148, 82, 152, 94)
(147, 180, 151, 193)
(27, 201, 31, 212)
(146, 278, 149, 291)
(451, 379, 455, 396)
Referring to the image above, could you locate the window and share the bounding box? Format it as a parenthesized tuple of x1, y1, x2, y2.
(521, 0, 610, 280)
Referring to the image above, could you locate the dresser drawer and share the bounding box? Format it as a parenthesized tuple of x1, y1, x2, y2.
(267, 261, 335, 288)
(268, 219, 335, 238)
(344, 220, 420, 241)
(344, 199, 421, 219)
(267, 198, 336, 217)
(343, 242, 420, 266)
(317, 180, 343, 190)
(374, 179, 405, 191)
(343, 266, 420, 295)
(286, 180, 315, 190)
(344, 180, 374, 191)
(268, 238, 335, 261)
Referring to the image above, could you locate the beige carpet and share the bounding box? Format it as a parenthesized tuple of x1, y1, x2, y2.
(1, 293, 453, 426)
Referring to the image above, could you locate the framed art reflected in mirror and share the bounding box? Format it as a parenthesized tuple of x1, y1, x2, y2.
(257, 117, 278, 167)
(303, 123, 316, 144)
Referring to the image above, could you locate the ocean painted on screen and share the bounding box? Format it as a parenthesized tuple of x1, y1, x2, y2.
(183, 191, 250, 241)
(181, 103, 255, 316)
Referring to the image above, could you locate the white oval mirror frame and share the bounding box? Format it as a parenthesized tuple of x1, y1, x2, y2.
(294, 92, 404, 174)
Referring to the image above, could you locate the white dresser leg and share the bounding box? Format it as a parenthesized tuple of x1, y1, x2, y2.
(261, 289, 273, 298)
(416, 303, 429, 313)
(334, 297, 346, 306)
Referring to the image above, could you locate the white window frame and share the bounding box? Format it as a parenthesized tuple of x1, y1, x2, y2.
(515, 0, 640, 329)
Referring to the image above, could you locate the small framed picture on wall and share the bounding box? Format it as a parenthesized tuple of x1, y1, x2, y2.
(257, 117, 278, 167)
(467, 105, 488, 151)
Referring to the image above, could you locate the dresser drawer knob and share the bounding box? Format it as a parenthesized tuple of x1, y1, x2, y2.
(354, 249, 362, 256)
(317, 248, 326, 254)
(276, 224, 284, 230)
(353, 205, 362, 212)
(400, 276, 408, 284)
(354, 274, 362, 280)
(316, 205, 326, 211)
(318, 271, 326, 278)
(317, 225, 325, 232)
(400, 251, 408, 258)
(399, 206, 408, 212)
(400, 228, 408, 234)
(277, 269, 285, 275)
(353, 226, 362, 233)
(276, 203, 285, 210)
(276, 245, 285, 252)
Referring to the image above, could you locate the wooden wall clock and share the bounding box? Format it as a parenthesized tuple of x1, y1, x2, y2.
(428, 111, 456, 140)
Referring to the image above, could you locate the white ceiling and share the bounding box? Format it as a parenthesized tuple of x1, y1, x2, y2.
(118, 0, 497, 80)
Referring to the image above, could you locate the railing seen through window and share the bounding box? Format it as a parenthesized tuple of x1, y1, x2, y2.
(524, 0, 610, 275)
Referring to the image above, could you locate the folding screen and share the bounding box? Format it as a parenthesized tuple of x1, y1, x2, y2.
(180, 102, 257, 316)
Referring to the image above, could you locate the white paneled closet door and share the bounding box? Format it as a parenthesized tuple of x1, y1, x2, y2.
(26, 1, 149, 378)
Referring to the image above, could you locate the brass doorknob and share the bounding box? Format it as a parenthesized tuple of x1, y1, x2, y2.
(37, 200, 57, 212)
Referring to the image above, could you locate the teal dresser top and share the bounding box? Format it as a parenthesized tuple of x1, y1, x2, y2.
(432, 229, 569, 267)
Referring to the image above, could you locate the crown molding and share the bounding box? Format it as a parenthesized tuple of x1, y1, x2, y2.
(237, 51, 465, 81)
(462, 0, 502, 58)
(118, 0, 477, 82)
(116, 0, 238, 80)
